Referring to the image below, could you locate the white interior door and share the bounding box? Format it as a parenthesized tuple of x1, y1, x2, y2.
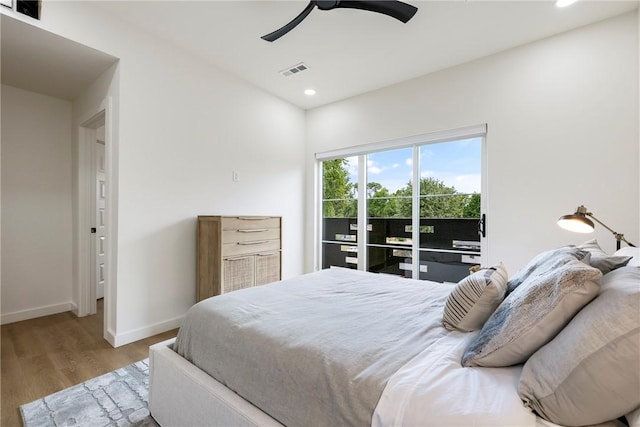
(95, 140, 106, 300)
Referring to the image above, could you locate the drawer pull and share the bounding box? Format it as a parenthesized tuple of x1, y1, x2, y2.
(238, 229, 268, 233)
(237, 240, 269, 245)
(225, 256, 252, 261)
(237, 216, 271, 220)
(257, 252, 278, 257)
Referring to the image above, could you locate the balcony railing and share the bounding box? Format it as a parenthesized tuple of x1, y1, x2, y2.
(322, 217, 481, 283)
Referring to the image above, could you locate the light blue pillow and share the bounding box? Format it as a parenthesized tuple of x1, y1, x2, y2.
(462, 259, 601, 367)
(505, 246, 589, 295)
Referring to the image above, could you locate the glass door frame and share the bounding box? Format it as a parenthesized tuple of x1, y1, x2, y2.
(316, 124, 488, 276)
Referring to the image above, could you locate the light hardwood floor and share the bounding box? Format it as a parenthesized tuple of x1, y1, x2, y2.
(1, 300, 178, 426)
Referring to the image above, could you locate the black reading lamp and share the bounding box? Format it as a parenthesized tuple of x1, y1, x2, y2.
(557, 205, 637, 251)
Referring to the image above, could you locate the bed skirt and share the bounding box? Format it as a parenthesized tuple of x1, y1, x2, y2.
(148, 338, 284, 427)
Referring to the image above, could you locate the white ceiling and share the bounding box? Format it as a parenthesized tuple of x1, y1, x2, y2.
(1, 14, 118, 101)
(2, 1, 638, 108)
(94, 0, 638, 109)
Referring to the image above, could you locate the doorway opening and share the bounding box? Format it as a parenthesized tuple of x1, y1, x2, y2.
(77, 105, 114, 345)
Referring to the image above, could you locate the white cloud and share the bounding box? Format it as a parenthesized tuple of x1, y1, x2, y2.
(367, 159, 384, 175)
(452, 174, 481, 194)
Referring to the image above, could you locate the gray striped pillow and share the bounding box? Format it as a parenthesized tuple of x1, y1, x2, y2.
(442, 263, 508, 332)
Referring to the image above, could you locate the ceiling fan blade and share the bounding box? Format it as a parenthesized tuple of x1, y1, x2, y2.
(261, 1, 317, 42)
(333, 1, 417, 23)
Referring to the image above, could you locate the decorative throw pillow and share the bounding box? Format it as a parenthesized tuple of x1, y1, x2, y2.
(461, 259, 601, 367)
(519, 266, 640, 426)
(442, 263, 508, 332)
(615, 246, 640, 267)
(579, 239, 632, 274)
(505, 246, 589, 295)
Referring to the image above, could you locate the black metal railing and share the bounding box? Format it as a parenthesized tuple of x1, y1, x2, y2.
(322, 217, 481, 283)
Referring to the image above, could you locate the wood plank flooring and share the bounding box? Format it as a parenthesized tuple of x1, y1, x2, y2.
(1, 300, 178, 426)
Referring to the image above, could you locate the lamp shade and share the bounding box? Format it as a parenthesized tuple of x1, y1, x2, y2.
(558, 206, 595, 233)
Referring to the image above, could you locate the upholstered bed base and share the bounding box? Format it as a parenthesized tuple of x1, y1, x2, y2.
(148, 338, 628, 427)
(148, 338, 283, 427)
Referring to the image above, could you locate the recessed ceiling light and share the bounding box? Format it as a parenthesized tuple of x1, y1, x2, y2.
(304, 89, 316, 96)
(556, 0, 579, 7)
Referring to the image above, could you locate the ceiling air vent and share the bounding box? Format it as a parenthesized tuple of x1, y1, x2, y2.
(280, 62, 309, 77)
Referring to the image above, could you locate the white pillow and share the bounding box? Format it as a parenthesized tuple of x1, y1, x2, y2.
(614, 246, 640, 267)
(519, 266, 640, 426)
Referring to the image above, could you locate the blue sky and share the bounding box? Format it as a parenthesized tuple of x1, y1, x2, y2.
(345, 137, 481, 194)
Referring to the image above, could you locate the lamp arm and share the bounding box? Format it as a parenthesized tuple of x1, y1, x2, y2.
(586, 213, 636, 248)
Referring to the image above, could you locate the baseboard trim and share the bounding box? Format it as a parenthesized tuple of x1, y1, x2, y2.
(105, 327, 117, 347)
(1, 302, 75, 325)
(112, 315, 184, 347)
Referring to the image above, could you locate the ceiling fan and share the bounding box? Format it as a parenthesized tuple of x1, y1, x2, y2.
(261, 1, 418, 42)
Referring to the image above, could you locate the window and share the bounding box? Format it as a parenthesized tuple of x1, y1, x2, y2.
(318, 125, 486, 283)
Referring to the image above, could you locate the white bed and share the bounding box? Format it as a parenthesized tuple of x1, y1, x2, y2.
(148, 260, 637, 427)
(149, 337, 627, 427)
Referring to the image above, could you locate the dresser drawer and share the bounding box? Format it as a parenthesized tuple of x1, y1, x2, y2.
(223, 239, 281, 257)
(222, 217, 280, 231)
(223, 228, 280, 244)
(255, 251, 281, 286)
(222, 256, 255, 293)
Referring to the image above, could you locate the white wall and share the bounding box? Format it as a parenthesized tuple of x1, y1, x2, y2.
(305, 12, 639, 274)
(1, 85, 74, 323)
(2, 3, 306, 345)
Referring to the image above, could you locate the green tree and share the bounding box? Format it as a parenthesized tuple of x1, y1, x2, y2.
(367, 182, 398, 218)
(323, 161, 479, 219)
(394, 177, 467, 218)
(462, 193, 481, 218)
(322, 159, 356, 217)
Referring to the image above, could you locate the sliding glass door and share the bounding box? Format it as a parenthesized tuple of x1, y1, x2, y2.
(365, 147, 415, 277)
(417, 138, 482, 282)
(319, 128, 485, 283)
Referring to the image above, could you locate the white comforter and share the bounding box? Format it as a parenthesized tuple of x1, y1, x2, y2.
(374, 329, 546, 427)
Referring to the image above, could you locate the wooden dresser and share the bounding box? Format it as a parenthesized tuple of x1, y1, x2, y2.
(196, 216, 281, 302)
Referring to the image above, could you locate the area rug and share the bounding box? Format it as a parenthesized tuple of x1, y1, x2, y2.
(20, 359, 158, 427)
